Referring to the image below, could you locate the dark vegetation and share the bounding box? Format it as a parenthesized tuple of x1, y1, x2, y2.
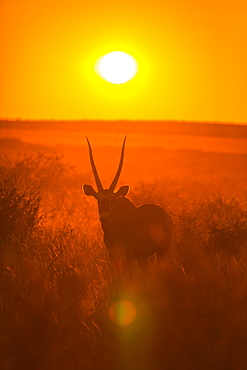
(0, 151, 247, 370)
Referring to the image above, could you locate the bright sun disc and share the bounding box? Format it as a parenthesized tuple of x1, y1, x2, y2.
(96, 51, 138, 84)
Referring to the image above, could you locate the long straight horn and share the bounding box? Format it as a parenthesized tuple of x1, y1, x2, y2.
(109, 135, 127, 192)
(86, 137, 103, 191)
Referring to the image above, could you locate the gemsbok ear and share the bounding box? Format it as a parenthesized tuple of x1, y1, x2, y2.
(116, 185, 129, 197)
(82, 184, 97, 197)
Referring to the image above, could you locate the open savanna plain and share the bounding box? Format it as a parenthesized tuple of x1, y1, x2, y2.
(0, 120, 247, 370)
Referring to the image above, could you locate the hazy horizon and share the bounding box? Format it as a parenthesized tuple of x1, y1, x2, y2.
(1, 118, 247, 126)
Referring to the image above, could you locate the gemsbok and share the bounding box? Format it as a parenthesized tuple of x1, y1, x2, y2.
(83, 136, 173, 274)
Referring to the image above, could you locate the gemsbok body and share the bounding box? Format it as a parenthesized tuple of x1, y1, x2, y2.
(83, 136, 173, 273)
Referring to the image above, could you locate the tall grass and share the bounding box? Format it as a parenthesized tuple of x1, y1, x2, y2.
(0, 154, 246, 369)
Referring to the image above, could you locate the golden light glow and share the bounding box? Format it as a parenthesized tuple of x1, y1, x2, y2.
(82, 44, 149, 111)
(96, 51, 138, 84)
(109, 300, 137, 326)
(1, 0, 247, 122)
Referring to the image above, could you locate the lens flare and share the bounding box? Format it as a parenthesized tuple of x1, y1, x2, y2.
(96, 51, 138, 84)
(109, 299, 137, 326)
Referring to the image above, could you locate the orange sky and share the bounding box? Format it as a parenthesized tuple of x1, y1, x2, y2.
(0, 0, 246, 123)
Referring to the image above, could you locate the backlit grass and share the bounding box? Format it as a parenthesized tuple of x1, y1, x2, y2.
(0, 154, 246, 370)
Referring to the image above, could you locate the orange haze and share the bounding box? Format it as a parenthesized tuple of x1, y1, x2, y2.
(0, 0, 247, 124)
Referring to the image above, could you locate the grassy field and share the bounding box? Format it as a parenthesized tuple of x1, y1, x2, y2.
(0, 121, 247, 369)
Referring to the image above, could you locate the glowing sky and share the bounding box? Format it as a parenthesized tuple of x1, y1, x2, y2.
(0, 0, 246, 123)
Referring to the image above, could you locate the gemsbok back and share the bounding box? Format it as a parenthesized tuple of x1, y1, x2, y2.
(83, 136, 173, 274)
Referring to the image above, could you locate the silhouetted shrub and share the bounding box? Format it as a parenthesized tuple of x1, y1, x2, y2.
(0, 152, 247, 370)
(0, 173, 42, 242)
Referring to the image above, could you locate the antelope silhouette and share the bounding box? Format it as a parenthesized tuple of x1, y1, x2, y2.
(83, 136, 173, 273)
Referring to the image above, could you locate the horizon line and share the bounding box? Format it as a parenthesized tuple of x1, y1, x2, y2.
(1, 118, 247, 127)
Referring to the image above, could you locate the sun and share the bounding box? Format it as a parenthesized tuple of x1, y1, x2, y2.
(96, 51, 138, 84)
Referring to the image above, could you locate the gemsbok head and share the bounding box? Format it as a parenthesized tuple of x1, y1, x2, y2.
(83, 136, 173, 273)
